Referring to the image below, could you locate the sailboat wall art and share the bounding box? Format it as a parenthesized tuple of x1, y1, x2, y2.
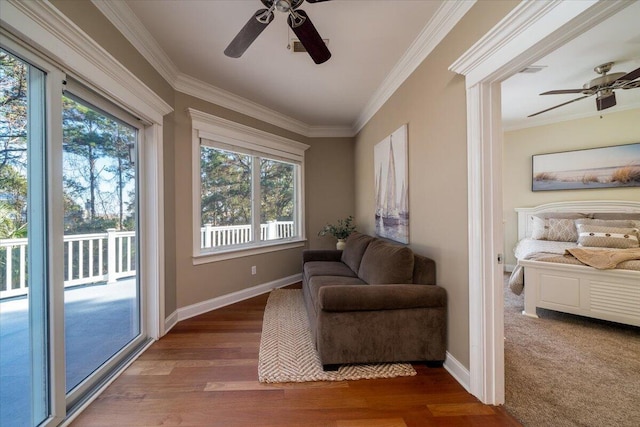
(374, 124, 409, 244)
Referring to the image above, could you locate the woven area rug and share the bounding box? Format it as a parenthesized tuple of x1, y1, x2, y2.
(258, 289, 416, 383)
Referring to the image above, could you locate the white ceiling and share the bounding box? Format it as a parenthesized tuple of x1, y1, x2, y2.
(94, 1, 640, 136)
(502, 1, 640, 130)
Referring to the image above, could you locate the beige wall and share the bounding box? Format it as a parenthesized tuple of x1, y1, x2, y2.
(305, 137, 356, 250)
(503, 108, 640, 266)
(353, 1, 518, 368)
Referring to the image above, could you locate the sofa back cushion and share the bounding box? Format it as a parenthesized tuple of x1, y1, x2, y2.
(358, 239, 414, 284)
(341, 232, 374, 273)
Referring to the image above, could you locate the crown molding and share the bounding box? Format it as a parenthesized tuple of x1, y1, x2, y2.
(91, 0, 179, 86)
(353, 0, 476, 133)
(3, 0, 172, 123)
(503, 102, 640, 132)
(176, 74, 355, 138)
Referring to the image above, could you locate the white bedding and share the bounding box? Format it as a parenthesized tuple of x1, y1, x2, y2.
(509, 238, 640, 295)
(513, 238, 578, 259)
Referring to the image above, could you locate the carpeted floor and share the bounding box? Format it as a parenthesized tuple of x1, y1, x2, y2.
(258, 288, 416, 383)
(503, 273, 640, 426)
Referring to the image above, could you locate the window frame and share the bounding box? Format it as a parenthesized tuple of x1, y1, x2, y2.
(189, 108, 309, 264)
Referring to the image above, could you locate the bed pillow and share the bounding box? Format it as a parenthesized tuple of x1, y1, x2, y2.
(576, 223, 640, 249)
(590, 213, 640, 230)
(575, 218, 635, 228)
(531, 217, 579, 242)
(591, 213, 640, 221)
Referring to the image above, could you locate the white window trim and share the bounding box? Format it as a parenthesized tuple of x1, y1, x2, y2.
(188, 108, 309, 264)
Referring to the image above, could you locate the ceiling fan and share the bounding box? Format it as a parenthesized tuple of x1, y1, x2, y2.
(224, 0, 332, 64)
(528, 62, 640, 117)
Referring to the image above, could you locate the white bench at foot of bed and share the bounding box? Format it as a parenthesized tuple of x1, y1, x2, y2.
(520, 259, 640, 327)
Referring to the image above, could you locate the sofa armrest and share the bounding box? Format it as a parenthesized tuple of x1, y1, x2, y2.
(318, 284, 446, 312)
(303, 249, 343, 264)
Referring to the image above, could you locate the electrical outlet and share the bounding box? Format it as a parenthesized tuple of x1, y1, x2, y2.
(251, 266, 256, 275)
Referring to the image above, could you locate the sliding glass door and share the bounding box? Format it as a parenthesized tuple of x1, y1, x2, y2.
(0, 38, 149, 426)
(0, 47, 49, 427)
(61, 90, 142, 400)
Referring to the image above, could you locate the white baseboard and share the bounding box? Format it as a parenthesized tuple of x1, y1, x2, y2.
(505, 264, 516, 273)
(176, 273, 302, 322)
(164, 310, 178, 335)
(444, 351, 470, 392)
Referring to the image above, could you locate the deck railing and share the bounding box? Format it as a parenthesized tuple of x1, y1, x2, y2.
(1, 222, 296, 300)
(201, 221, 295, 249)
(0, 229, 136, 300)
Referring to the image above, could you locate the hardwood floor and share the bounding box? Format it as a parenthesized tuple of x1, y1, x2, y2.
(71, 286, 521, 426)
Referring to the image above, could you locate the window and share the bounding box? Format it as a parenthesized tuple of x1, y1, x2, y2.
(189, 109, 309, 262)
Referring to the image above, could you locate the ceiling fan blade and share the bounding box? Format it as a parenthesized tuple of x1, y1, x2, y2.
(528, 95, 591, 118)
(615, 66, 640, 83)
(288, 10, 331, 64)
(224, 9, 274, 58)
(540, 89, 585, 95)
(305, 0, 332, 3)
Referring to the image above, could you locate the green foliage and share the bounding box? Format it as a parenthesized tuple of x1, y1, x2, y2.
(200, 147, 252, 226)
(199, 147, 297, 227)
(260, 159, 294, 222)
(0, 202, 27, 239)
(1, 50, 137, 239)
(318, 216, 356, 240)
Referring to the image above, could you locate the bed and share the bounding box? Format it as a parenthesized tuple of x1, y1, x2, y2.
(510, 200, 640, 327)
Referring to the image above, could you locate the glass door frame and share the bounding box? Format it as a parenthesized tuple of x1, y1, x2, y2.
(1, 32, 67, 427)
(60, 82, 149, 410)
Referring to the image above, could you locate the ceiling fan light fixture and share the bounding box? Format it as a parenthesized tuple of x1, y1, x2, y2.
(596, 91, 616, 110)
(275, 0, 291, 13)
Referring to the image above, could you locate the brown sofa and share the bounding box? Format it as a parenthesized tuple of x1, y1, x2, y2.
(302, 232, 447, 369)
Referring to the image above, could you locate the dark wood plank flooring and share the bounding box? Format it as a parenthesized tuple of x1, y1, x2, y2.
(71, 286, 521, 426)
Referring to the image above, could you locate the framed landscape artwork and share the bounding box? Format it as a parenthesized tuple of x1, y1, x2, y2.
(532, 142, 640, 191)
(374, 124, 409, 244)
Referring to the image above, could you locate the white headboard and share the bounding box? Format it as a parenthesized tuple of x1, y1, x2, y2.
(515, 200, 640, 240)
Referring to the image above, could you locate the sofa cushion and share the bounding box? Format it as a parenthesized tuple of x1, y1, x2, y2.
(308, 276, 367, 312)
(319, 284, 446, 311)
(340, 232, 374, 273)
(304, 261, 358, 283)
(358, 239, 414, 284)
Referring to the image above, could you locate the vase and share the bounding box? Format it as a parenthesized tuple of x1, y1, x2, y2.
(336, 239, 346, 250)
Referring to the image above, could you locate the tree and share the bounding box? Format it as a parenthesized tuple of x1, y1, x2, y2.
(260, 159, 294, 222)
(63, 95, 110, 222)
(0, 51, 27, 172)
(200, 147, 252, 226)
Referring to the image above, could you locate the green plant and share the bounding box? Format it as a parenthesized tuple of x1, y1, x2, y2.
(318, 216, 356, 240)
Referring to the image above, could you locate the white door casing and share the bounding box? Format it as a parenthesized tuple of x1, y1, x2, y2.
(449, 0, 633, 405)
